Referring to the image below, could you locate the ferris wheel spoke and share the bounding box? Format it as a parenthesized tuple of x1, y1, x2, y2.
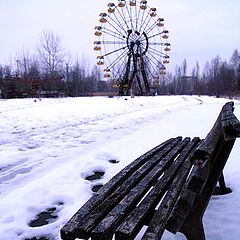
(148, 49, 166, 61)
(101, 46, 128, 58)
(145, 54, 160, 72)
(107, 15, 128, 36)
(114, 57, 129, 78)
(148, 46, 165, 56)
(121, 8, 130, 29)
(126, 4, 132, 27)
(99, 41, 126, 45)
(144, 58, 157, 77)
(138, 8, 147, 33)
(117, 57, 127, 77)
(112, 11, 128, 34)
(141, 14, 153, 35)
(147, 50, 166, 68)
(101, 29, 126, 41)
(148, 42, 166, 46)
(116, 7, 130, 30)
(134, 4, 138, 31)
(148, 45, 169, 57)
(144, 55, 162, 76)
(107, 55, 128, 75)
(126, 3, 135, 31)
(106, 48, 129, 69)
(139, 9, 151, 34)
(149, 54, 165, 74)
(147, 48, 164, 61)
(143, 56, 159, 79)
(102, 26, 127, 40)
(139, 19, 156, 42)
(144, 21, 158, 35)
(135, 4, 142, 31)
(146, 31, 166, 40)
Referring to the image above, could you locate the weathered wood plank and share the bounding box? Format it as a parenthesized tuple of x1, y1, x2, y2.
(166, 186, 196, 234)
(187, 102, 240, 194)
(187, 160, 210, 194)
(190, 121, 220, 168)
(91, 138, 197, 240)
(178, 139, 236, 240)
(221, 102, 240, 140)
(141, 139, 200, 240)
(115, 137, 200, 240)
(65, 138, 183, 239)
(60, 137, 178, 239)
(190, 102, 239, 167)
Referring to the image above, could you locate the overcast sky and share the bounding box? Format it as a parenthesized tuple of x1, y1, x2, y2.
(1, 0, 240, 74)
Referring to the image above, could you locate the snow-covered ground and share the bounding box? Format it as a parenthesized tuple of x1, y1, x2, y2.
(0, 96, 240, 240)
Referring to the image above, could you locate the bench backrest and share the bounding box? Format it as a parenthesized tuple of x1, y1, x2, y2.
(167, 101, 240, 235)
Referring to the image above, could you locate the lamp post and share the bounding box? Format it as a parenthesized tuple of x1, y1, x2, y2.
(16, 59, 20, 77)
(65, 63, 69, 96)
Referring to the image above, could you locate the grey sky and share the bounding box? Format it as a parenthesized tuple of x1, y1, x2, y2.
(0, 0, 240, 74)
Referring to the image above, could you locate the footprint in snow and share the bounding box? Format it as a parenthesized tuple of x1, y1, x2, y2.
(82, 168, 105, 193)
(95, 152, 120, 164)
(28, 201, 64, 228)
(24, 236, 52, 240)
(84, 170, 105, 181)
(109, 159, 119, 164)
(91, 184, 104, 193)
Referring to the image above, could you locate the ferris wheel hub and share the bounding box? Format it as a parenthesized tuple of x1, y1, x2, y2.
(127, 30, 148, 57)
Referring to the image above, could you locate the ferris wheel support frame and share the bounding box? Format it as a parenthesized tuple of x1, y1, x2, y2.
(121, 29, 150, 95)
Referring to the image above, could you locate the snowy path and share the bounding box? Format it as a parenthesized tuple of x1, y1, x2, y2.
(0, 96, 240, 240)
(0, 96, 202, 197)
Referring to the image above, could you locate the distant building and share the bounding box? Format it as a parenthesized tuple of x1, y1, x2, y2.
(97, 80, 108, 92)
(180, 76, 198, 95)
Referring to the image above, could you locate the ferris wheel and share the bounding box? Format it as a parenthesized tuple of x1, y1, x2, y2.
(94, 0, 170, 95)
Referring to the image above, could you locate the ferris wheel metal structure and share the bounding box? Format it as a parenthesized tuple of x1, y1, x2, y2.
(94, 0, 170, 95)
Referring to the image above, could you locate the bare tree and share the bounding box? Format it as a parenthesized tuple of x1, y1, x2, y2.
(182, 58, 187, 76)
(230, 49, 240, 91)
(230, 49, 240, 71)
(15, 48, 32, 78)
(37, 30, 65, 76)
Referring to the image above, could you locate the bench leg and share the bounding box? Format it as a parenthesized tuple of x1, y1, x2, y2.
(179, 218, 205, 240)
(213, 172, 232, 195)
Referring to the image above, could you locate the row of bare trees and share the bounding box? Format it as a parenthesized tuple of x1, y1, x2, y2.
(0, 29, 239, 98)
(0, 30, 111, 98)
(159, 49, 240, 97)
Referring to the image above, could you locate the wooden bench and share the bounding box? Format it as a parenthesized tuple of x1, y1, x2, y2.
(60, 102, 240, 240)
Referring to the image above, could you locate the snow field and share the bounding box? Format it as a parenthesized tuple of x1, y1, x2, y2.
(0, 96, 239, 240)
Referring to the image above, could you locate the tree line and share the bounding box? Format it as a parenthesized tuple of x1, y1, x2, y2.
(0, 30, 239, 98)
(0, 30, 111, 98)
(159, 50, 240, 97)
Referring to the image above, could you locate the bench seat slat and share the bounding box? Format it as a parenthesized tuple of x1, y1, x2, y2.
(141, 140, 199, 240)
(60, 137, 180, 239)
(166, 186, 196, 234)
(115, 137, 200, 240)
(74, 138, 187, 239)
(91, 138, 197, 240)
